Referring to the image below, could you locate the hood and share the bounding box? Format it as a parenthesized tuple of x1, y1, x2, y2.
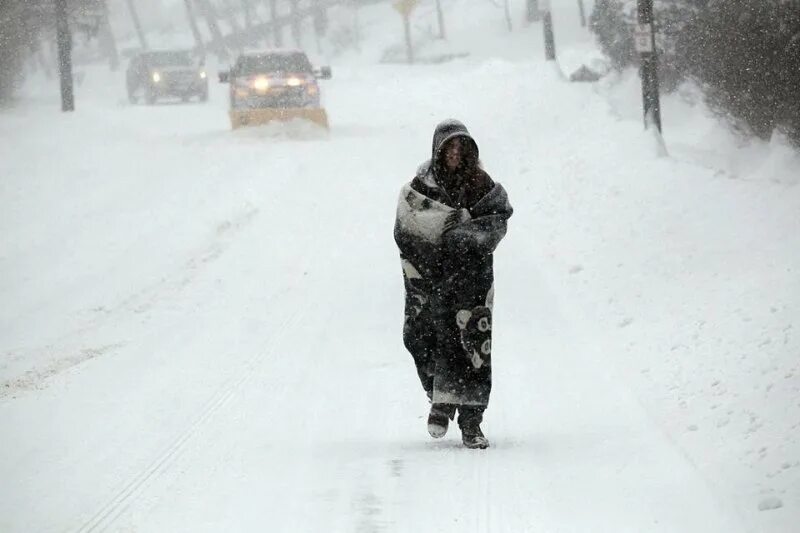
(430, 119, 479, 177)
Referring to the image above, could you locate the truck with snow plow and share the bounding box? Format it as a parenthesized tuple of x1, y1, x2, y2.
(219, 50, 332, 130)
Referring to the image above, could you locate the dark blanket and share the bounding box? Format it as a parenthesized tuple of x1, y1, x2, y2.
(394, 143, 512, 407)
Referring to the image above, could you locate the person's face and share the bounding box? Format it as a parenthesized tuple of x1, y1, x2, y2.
(444, 138, 462, 170)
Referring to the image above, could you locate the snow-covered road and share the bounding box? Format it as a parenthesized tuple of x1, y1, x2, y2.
(2, 3, 798, 531)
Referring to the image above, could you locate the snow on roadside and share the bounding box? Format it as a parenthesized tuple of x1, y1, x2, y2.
(553, 23, 800, 533)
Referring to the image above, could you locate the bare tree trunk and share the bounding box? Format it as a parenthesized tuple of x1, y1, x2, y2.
(312, 0, 328, 38)
(403, 13, 413, 64)
(220, 0, 244, 37)
(196, 0, 229, 59)
(183, 0, 206, 56)
(242, 0, 254, 30)
(435, 0, 446, 39)
(269, 0, 283, 47)
(290, 0, 302, 47)
(352, 0, 361, 52)
(99, 0, 119, 70)
(37, 44, 53, 79)
(527, 0, 541, 23)
(56, 0, 74, 111)
(543, 7, 556, 60)
(503, 0, 513, 31)
(124, 0, 149, 50)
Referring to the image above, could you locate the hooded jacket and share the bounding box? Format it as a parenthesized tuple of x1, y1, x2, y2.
(394, 120, 513, 293)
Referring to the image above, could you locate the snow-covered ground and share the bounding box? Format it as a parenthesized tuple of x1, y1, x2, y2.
(2, 1, 798, 531)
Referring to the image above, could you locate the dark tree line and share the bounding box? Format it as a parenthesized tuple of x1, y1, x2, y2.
(0, 0, 106, 103)
(1, 1, 48, 102)
(591, 0, 800, 144)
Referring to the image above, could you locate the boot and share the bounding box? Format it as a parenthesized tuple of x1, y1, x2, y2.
(461, 425, 490, 449)
(456, 405, 489, 448)
(427, 404, 455, 438)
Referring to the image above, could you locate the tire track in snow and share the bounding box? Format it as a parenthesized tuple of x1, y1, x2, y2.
(0, 207, 259, 400)
(72, 308, 300, 533)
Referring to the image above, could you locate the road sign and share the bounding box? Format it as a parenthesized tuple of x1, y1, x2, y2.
(393, 0, 419, 18)
(634, 23, 654, 53)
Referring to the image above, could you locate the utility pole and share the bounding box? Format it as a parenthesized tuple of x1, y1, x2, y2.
(636, 0, 662, 132)
(55, 0, 74, 111)
(125, 0, 149, 50)
(542, 0, 556, 61)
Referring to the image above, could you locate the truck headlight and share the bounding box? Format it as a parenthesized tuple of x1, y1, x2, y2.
(199, 70, 207, 79)
(252, 77, 270, 91)
(286, 77, 303, 87)
(152, 72, 161, 83)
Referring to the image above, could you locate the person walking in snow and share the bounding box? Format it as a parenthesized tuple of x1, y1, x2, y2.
(394, 119, 513, 449)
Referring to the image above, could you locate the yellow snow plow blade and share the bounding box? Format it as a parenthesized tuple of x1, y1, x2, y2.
(229, 108, 329, 130)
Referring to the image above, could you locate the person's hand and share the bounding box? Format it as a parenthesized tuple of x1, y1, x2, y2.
(443, 208, 471, 232)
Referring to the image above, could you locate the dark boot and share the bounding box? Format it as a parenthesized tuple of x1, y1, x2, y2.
(461, 425, 490, 449)
(427, 403, 456, 438)
(458, 406, 489, 449)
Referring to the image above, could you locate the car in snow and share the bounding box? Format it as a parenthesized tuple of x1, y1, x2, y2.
(126, 50, 208, 105)
(218, 50, 332, 129)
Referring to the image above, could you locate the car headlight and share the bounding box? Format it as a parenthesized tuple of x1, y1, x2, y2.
(252, 77, 270, 91)
(286, 77, 303, 87)
(152, 72, 161, 83)
(199, 70, 207, 79)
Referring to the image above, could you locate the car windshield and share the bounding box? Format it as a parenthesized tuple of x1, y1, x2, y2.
(146, 51, 194, 67)
(236, 53, 312, 75)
